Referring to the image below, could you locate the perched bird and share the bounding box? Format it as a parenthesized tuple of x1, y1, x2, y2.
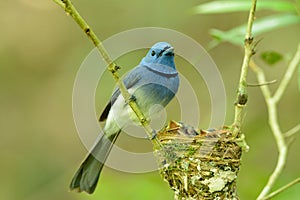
(69, 42, 180, 194)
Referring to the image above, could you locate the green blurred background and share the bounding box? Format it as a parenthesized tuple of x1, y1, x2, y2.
(1, 0, 300, 199)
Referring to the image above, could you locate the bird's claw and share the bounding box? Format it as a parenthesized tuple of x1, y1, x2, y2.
(129, 95, 136, 102)
(145, 130, 157, 140)
(150, 130, 157, 140)
(125, 95, 136, 105)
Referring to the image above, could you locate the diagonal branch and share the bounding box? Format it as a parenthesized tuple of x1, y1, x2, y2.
(261, 177, 300, 200)
(53, 0, 160, 146)
(284, 123, 300, 137)
(273, 43, 300, 103)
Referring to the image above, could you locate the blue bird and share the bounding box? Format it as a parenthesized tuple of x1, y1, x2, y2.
(69, 42, 180, 194)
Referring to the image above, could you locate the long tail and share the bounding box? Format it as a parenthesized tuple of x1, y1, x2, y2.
(69, 131, 120, 194)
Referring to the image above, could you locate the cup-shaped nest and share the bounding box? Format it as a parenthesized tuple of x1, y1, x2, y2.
(154, 121, 242, 200)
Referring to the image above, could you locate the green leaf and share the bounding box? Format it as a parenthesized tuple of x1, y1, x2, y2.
(209, 14, 300, 46)
(260, 51, 283, 65)
(192, 0, 296, 14)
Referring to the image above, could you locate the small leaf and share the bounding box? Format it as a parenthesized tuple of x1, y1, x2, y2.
(209, 14, 300, 46)
(260, 51, 283, 65)
(192, 0, 296, 14)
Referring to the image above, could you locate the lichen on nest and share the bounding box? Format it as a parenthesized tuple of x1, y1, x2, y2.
(154, 121, 242, 200)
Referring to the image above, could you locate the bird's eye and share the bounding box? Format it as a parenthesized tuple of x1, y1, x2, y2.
(151, 51, 155, 56)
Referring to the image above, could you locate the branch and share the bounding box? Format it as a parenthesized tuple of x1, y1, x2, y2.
(250, 60, 288, 200)
(249, 60, 272, 99)
(261, 177, 300, 200)
(233, 0, 257, 136)
(284, 124, 300, 137)
(250, 43, 300, 199)
(53, 0, 160, 146)
(54, 0, 113, 65)
(247, 80, 277, 87)
(53, 0, 64, 8)
(273, 43, 300, 103)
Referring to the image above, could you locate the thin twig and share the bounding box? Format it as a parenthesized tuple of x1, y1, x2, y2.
(284, 124, 300, 138)
(250, 43, 300, 199)
(245, 0, 257, 40)
(249, 60, 272, 99)
(247, 79, 277, 87)
(233, 0, 257, 137)
(261, 177, 300, 200)
(53, 0, 64, 8)
(273, 43, 300, 103)
(52, 0, 161, 147)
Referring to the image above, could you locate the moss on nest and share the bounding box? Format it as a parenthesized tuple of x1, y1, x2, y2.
(154, 121, 242, 200)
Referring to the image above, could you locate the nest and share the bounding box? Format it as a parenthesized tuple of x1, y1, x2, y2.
(154, 121, 242, 200)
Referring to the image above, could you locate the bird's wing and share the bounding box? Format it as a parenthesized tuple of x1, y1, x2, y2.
(99, 65, 144, 121)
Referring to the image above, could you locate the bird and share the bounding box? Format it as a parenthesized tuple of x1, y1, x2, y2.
(69, 42, 180, 194)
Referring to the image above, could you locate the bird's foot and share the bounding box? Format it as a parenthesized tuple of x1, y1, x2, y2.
(125, 94, 136, 105)
(145, 130, 157, 140)
(128, 95, 136, 102)
(150, 130, 157, 140)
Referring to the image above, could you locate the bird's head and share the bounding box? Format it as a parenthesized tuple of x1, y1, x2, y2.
(141, 42, 175, 69)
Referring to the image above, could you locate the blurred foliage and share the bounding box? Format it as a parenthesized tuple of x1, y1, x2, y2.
(194, 0, 300, 48)
(0, 0, 299, 200)
(299, 65, 300, 91)
(209, 14, 300, 47)
(260, 51, 283, 65)
(192, 0, 297, 14)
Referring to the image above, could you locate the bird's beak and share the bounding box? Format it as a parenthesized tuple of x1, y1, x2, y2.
(166, 47, 174, 53)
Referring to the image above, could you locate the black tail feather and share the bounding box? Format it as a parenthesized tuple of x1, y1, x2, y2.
(69, 131, 120, 194)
